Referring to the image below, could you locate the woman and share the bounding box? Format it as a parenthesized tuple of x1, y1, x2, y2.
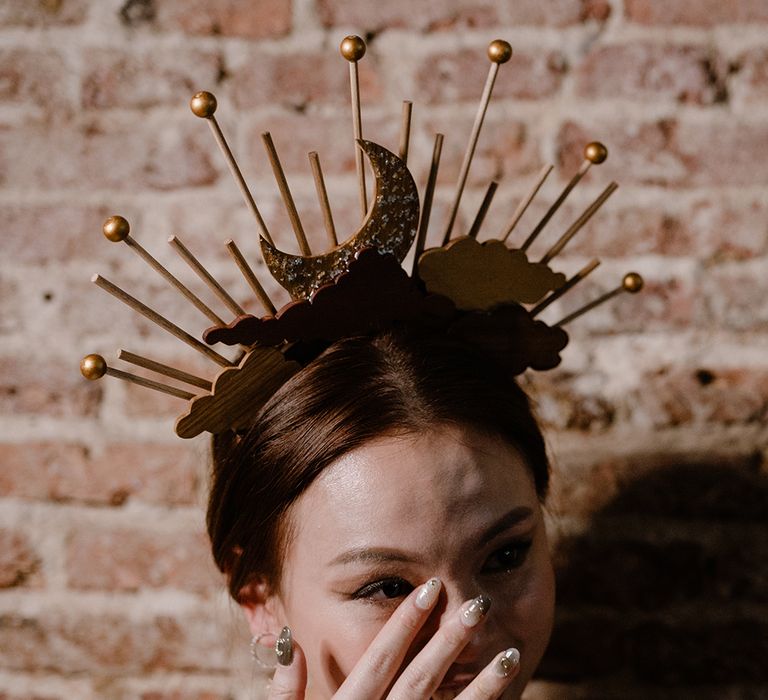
(79, 33, 638, 700)
(208, 329, 556, 699)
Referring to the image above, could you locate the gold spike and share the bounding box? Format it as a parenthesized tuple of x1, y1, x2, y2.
(467, 181, 498, 239)
(168, 236, 245, 318)
(399, 100, 413, 164)
(442, 40, 513, 245)
(117, 349, 212, 390)
(340, 35, 368, 218)
(308, 151, 338, 249)
(556, 272, 644, 326)
(225, 239, 277, 316)
(101, 216, 224, 326)
(90, 277, 232, 367)
(501, 165, 553, 243)
(411, 133, 444, 277)
(262, 132, 311, 256)
(530, 259, 600, 317)
(189, 91, 274, 246)
(539, 182, 618, 265)
(81, 353, 195, 399)
(521, 142, 608, 252)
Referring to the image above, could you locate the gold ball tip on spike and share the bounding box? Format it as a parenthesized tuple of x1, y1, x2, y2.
(584, 141, 608, 164)
(487, 39, 513, 64)
(340, 35, 366, 62)
(102, 215, 130, 242)
(80, 354, 107, 380)
(623, 272, 644, 293)
(190, 91, 217, 118)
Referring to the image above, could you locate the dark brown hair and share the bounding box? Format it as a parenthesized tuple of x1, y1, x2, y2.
(207, 329, 550, 600)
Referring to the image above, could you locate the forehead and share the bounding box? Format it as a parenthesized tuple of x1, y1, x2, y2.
(286, 425, 538, 562)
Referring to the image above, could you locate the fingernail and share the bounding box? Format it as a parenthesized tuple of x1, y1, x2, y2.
(275, 626, 293, 666)
(415, 577, 441, 610)
(494, 648, 521, 677)
(460, 594, 491, 627)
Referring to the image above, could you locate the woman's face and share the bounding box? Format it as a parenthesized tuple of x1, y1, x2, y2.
(267, 424, 555, 699)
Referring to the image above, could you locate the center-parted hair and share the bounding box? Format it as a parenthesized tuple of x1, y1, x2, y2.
(207, 329, 550, 601)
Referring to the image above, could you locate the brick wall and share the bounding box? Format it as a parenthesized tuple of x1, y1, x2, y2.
(1, 1, 767, 698)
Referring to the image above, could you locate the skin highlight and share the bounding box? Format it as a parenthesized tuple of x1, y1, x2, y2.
(243, 424, 555, 699)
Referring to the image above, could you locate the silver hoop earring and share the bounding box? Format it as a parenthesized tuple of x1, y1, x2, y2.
(250, 632, 277, 670)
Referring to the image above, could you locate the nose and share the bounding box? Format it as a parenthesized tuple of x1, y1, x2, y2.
(435, 582, 495, 665)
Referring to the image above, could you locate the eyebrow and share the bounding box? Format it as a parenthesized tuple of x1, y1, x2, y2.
(328, 547, 420, 567)
(327, 505, 534, 568)
(477, 505, 534, 546)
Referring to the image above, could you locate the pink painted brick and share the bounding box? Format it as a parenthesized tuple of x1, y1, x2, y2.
(0, 442, 200, 506)
(575, 43, 724, 105)
(81, 48, 223, 110)
(625, 0, 768, 26)
(0, 0, 88, 27)
(66, 528, 219, 593)
(154, 0, 291, 38)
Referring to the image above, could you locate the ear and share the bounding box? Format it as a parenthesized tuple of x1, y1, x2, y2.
(238, 578, 286, 636)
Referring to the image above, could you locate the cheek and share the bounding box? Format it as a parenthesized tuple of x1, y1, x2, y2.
(504, 547, 555, 673)
(287, 598, 392, 692)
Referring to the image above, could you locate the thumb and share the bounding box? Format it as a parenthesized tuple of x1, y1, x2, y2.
(268, 628, 307, 700)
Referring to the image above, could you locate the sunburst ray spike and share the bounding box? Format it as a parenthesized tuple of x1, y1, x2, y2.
(467, 181, 498, 239)
(399, 100, 413, 164)
(80, 353, 196, 400)
(530, 259, 600, 317)
(117, 350, 212, 391)
(309, 151, 338, 249)
(501, 164, 553, 243)
(224, 239, 276, 316)
(442, 39, 513, 245)
(102, 215, 224, 326)
(539, 181, 618, 265)
(262, 132, 311, 256)
(556, 272, 644, 326)
(521, 141, 608, 252)
(91, 274, 233, 367)
(189, 91, 274, 246)
(411, 132, 444, 277)
(168, 236, 245, 318)
(340, 35, 368, 218)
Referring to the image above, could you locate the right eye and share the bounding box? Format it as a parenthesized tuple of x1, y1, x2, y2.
(353, 577, 415, 602)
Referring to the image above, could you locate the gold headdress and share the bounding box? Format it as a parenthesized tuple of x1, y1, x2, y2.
(80, 37, 643, 439)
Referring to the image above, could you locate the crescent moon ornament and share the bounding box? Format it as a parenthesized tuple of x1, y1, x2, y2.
(260, 140, 420, 300)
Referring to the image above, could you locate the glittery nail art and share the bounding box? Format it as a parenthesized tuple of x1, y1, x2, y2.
(415, 577, 441, 610)
(494, 648, 521, 677)
(460, 594, 491, 627)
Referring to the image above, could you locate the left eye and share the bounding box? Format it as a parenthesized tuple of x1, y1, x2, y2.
(483, 540, 533, 573)
(353, 577, 415, 602)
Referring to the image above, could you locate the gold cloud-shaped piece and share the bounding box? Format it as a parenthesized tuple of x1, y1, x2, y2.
(175, 347, 301, 439)
(418, 237, 566, 311)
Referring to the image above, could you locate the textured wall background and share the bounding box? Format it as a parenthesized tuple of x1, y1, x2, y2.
(1, 0, 768, 698)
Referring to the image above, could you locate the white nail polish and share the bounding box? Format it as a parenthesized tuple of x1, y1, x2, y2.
(415, 577, 441, 610)
(494, 647, 520, 677)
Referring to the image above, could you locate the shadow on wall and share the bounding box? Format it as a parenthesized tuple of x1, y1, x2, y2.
(538, 455, 768, 699)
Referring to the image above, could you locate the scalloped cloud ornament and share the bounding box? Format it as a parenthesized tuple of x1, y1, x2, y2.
(418, 237, 566, 311)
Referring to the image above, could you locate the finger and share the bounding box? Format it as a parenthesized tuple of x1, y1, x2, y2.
(457, 648, 521, 699)
(387, 594, 491, 700)
(268, 628, 307, 700)
(336, 578, 442, 699)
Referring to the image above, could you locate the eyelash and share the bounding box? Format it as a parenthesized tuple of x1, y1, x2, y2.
(352, 577, 414, 602)
(351, 539, 534, 602)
